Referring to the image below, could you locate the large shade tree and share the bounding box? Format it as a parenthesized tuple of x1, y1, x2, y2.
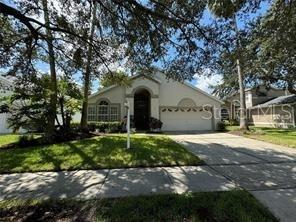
(206, 0, 264, 130)
(1, 0, 213, 133)
(246, 0, 296, 94)
(211, 0, 296, 98)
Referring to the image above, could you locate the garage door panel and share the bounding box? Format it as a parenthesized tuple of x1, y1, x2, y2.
(161, 110, 212, 131)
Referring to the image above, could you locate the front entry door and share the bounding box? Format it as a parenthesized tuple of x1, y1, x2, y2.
(134, 89, 150, 130)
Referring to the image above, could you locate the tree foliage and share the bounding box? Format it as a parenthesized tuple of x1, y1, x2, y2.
(211, 0, 296, 96)
(246, 0, 296, 94)
(1, 74, 81, 132)
(100, 71, 131, 88)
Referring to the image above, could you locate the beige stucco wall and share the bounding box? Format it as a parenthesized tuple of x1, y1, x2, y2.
(156, 74, 220, 107)
(155, 73, 221, 128)
(125, 76, 159, 96)
(88, 73, 222, 130)
(248, 105, 295, 128)
(225, 87, 289, 121)
(125, 76, 160, 119)
(89, 86, 126, 119)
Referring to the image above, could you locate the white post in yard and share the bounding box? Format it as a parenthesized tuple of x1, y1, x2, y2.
(125, 100, 131, 149)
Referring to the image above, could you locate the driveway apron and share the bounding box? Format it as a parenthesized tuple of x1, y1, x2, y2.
(169, 132, 296, 222)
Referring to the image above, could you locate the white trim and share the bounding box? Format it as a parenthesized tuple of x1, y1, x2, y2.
(250, 102, 296, 109)
(130, 73, 162, 84)
(89, 73, 223, 104)
(89, 85, 118, 99)
(89, 74, 161, 98)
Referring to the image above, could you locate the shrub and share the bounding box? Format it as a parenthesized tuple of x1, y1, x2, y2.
(18, 134, 35, 146)
(88, 122, 122, 133)
(216, 122, 226, 132)
(70, 122, 122, 133)
(149, 117, 163, 131)
(228, 119, 239, 126)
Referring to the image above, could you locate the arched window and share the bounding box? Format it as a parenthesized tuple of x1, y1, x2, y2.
(87, 99, 120, 122)
(98, 100, 109, 121)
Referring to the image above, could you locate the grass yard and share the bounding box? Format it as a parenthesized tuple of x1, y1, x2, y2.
(0, 190, 277, 222)
(0, 134, 20, 147)
(226, 126, 296, 148)
(0, 134, 201, 173)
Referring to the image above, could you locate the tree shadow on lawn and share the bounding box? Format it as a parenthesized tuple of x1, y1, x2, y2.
(0, 191, 278, 222)
(0, 135, 201, 174)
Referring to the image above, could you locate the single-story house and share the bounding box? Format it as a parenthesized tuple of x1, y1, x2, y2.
(248, 94, 296, 128)
(88, 72, 223, 131)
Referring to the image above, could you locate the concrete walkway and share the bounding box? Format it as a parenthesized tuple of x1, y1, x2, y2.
(1, 132, 295, 222)
(0, 166, 236, 200)
(169, 132, 296, 222)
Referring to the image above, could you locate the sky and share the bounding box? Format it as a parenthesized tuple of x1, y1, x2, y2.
(190, 1, 270, 93)
(2, 0, 271, 94)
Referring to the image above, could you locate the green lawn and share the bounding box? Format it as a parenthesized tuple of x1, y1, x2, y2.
(226, 126, 296, 148)
(0, 190, 277, 222)
(0, 134, 201, 173)
(0, 134, 20, 147)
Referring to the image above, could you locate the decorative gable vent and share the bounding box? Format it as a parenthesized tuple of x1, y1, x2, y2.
(177, 98, 196, 107)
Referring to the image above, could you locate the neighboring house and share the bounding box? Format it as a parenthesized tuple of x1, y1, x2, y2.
(88, 72, 223, 131)
(0, 75, 14, 134)
(249, 94, 296, 128)
(223, 86, 295, 128)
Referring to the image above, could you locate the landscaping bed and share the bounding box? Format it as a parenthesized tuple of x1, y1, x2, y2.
(0, 190, 277, 222)
(0, 134, 201, 173)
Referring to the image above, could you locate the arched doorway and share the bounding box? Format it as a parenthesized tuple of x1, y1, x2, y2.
(134, 88, 151, 130)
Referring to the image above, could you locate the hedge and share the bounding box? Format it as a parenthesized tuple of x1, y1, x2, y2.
(71, 122, 122, 133)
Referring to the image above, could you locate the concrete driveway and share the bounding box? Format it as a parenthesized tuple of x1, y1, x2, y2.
(169, 132, 296, 222)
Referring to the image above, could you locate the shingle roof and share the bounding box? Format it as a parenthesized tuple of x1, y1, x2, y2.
(255, 94, 296, 107)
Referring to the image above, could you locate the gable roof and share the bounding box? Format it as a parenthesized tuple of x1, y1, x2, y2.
(227, 85, 287, 99)
(181, 81, 223, 104)
(253, 94, 296, 108)
(89, 73, 223, 104)
(131, 73, 162, 84)
(89, 74, 161, 99)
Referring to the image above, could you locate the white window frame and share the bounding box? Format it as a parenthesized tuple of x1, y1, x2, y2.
(97, 101, 109, 122)
(109, 105, 119, 121)
(87, 105, 97, 121)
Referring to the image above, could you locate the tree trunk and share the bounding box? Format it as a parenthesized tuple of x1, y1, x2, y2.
(42, 0, 58, 138)
(232, 14, 248, 130)
(80, 0, 97, 129)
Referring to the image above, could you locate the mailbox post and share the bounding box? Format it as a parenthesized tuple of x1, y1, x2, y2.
(125, 101, 131, 149)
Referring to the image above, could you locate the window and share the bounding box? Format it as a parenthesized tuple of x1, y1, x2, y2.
(87, 100, 120, 122)
(98, 100, 109, 121)
(110, 105, 119, 121)
(87, 106, 96, 121)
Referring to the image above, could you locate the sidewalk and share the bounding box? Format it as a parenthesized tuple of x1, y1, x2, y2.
(0, 166, 236, 200)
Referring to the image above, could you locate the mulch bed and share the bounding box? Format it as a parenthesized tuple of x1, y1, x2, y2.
(0, 200, 96, 222)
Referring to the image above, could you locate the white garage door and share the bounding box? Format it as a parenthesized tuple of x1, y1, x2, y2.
(160, 108, 212, 131)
